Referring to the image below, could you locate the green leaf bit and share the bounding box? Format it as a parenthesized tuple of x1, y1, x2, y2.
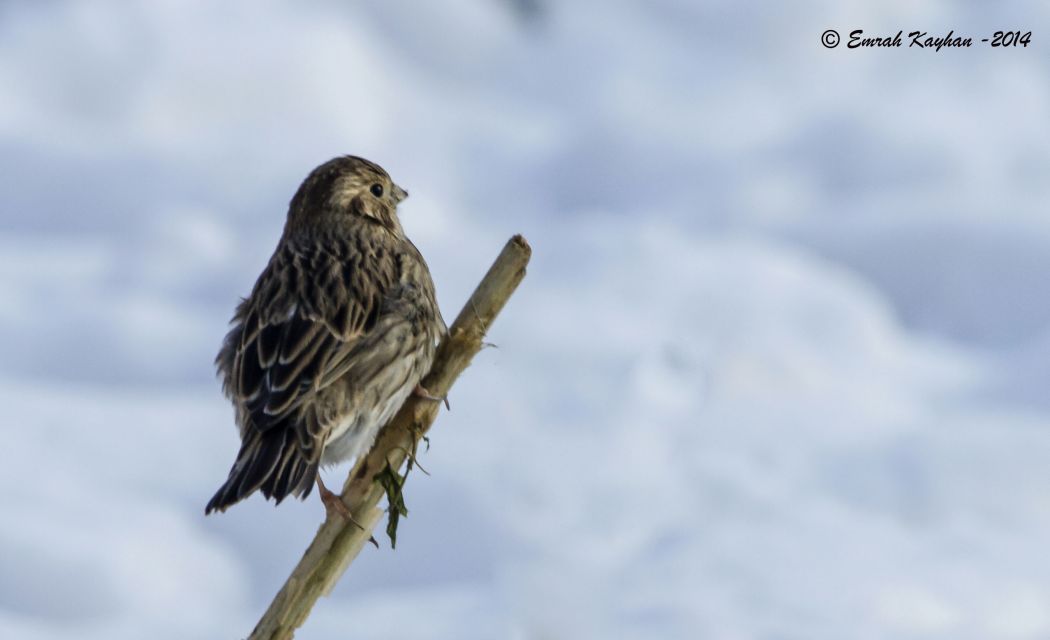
(375, 462, 409, 549)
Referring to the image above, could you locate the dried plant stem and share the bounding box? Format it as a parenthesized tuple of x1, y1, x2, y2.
(248, 235, 532, 640)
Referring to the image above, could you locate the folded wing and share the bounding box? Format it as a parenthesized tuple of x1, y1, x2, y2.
(206, 239, 392, 513)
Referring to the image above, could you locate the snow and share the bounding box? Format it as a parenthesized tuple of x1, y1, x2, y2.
(2, 1, 1049, 638)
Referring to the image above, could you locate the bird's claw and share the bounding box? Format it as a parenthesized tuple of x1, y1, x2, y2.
(414, 384, 450, 410)
(316, 476, 366, 531)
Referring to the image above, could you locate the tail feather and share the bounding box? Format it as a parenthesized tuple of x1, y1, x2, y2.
(205, 429, 317, 514)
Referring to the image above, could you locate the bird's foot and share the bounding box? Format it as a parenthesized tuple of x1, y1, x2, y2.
(316, 475, 368, 534)
(316, 475, 353, 520)
(414, 384, 449, 410)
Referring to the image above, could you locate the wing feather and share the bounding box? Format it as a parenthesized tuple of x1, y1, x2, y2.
(222, 238, 394, 442)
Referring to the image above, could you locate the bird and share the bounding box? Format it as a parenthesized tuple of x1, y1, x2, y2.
(205, 155, 445, 516)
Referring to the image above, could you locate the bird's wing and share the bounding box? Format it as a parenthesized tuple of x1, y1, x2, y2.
(227, 240, 392, 435)
(207, 239, 396, 512)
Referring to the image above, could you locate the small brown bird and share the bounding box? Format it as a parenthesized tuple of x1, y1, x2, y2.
(206, 156, 444, 515)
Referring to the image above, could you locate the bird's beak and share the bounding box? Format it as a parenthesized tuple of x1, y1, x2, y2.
(392, 183, 409, 204)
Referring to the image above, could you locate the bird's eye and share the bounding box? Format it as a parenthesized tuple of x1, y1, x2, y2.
(370, 183, 384, 197)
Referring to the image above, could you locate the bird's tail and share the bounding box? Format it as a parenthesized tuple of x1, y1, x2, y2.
(205, 429, 318, 514)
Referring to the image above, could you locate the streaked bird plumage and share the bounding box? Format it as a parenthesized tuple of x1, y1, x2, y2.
(206, 156, 444, 514)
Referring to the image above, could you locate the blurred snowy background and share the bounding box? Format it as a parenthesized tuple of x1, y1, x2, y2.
(2, 1, 1050, 638)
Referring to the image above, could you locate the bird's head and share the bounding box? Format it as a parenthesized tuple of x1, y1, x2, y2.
(287, 155, 409, 235)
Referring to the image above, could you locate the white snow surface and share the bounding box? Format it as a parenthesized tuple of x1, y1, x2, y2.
(2, 1, 1050, 638)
